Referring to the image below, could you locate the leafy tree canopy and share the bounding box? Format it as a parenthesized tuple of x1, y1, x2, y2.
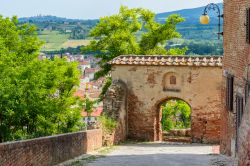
(83, 6, 187, 79)
(0, 16, 83, 142)
(161, 99, 191, 131)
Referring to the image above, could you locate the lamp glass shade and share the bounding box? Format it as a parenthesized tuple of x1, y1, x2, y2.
(200, 15, 210, 24)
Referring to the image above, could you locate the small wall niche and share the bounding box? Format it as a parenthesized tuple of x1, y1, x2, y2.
(170, 75, 177, 85)
(163, 72, 180, 92)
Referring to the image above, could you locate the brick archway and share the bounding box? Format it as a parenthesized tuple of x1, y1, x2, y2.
(106, 55, 223, 144)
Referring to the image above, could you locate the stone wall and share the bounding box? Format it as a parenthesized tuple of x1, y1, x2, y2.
(222, 0, 250, 165)
(0, 129, 102, 166)
(111, 64, 222, 143)
(103, 80, 128, 145)
(238, 100, 250, 166)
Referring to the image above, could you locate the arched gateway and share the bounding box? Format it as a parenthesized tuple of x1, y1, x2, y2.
(104, 55, 222, 144)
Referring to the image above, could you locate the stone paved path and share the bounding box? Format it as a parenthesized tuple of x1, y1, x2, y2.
(86, 142, 229, 166)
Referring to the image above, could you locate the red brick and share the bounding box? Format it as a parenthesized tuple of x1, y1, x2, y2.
(0, 129, 102, 166)
(222, 0, 250, 165)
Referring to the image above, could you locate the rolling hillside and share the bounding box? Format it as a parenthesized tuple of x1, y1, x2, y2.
(19, 3, 223, 54)
(156, 3, 223, 40)
(156, 3, 223, 22)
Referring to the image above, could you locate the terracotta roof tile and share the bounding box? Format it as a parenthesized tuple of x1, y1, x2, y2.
(109, 55, 223, 67)
(80, 60, 90, 65)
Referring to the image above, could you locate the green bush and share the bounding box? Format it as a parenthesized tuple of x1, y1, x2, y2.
(99, 114, 117, 133)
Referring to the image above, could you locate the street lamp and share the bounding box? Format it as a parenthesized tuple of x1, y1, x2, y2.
(200, 3, 224, 39)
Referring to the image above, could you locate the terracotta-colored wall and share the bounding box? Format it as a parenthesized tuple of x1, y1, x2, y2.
(103, 80, 128, 145)
(0, 129, 102, 166)
(111, 65, 222, 144)
(222, 0, 250, 165)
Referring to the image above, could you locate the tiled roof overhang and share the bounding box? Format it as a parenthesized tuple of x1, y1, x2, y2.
(109, 55, 223, 67)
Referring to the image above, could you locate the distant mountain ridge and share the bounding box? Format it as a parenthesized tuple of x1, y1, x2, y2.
(19, 15, 96, 23)
(156, 3, 223, 20)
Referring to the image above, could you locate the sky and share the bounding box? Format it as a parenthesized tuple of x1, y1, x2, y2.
(0, 0, 223, 19)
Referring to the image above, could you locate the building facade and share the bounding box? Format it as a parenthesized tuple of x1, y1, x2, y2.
(106, 56, 222, 143)
(221, 0, 250, 165)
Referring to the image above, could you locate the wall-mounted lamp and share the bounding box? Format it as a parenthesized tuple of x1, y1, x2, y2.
(200, 3, 224, 39)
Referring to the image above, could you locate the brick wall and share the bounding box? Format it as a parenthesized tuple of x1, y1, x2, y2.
(238, 100, 250, 166)
(103, 80, 128, 146)
(0, 129, 102, 166)
(222, 0, 250, 165)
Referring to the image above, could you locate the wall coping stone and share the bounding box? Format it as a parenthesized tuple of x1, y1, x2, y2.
(0, 129, 101, 145)
(0, 129, 102, 166)
(109, 55, 223, 67)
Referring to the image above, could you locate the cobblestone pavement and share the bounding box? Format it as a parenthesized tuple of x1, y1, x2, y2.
(85, 142, 232, 166)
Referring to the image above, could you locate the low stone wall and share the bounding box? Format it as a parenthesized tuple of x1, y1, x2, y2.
(0, 129, 102, 166)
(163, 129, 191, 137)
(162, 129, 192, 143)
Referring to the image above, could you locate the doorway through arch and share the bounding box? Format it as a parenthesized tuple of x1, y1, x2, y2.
(157, 98, 192, 142)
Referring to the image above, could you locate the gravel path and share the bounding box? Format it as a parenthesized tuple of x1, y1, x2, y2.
(86, 142, 229, 166)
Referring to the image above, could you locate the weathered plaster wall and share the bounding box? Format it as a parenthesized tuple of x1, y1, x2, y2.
(111, 65, 222, 143)
(222, 0, 250, 164)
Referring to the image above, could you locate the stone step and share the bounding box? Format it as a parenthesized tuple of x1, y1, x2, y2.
(162, 129, 191, 137)
(163, 136, 192, 143)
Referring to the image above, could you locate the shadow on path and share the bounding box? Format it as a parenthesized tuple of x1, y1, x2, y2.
(84, 142, 227, 166)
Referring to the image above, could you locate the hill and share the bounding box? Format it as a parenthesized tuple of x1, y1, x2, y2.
(19, 15, 81, 23)
(18, 3, 223, 55)
(156, 3, 223, 22)
(18, 16, 98, 52)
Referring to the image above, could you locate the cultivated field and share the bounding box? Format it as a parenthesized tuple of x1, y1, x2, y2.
(61, 40, 91, 48)
(38, 30, 91, 51)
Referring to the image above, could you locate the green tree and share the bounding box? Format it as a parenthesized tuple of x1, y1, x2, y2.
(99, 76, 112, 101)
(83, 97, 95, 117)
(83, 6, 187, 79)
(166, 39, 223, 55)
(161, 99, 191, 131)
(0, 16, 83, 142)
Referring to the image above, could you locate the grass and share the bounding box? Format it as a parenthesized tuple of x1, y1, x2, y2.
(98, 146, 116, 155)
(38, 30, 91, 51)
(39, 30, 69, 51)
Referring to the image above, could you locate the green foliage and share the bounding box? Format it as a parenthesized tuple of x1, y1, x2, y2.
(167, 39, 223, 55)
(82, 97, 96, 116)
(44, 46, 82, 55)
(83, 6, 187, 79)
(161, 99, 191, 131)
(167, 47, 188, 55)
(99, 114, 117, 133)
(0, 16, 83, 142)
(99, 77, 112, 101)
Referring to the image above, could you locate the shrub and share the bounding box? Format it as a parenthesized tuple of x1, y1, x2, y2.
(99, 114, 117, 133)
